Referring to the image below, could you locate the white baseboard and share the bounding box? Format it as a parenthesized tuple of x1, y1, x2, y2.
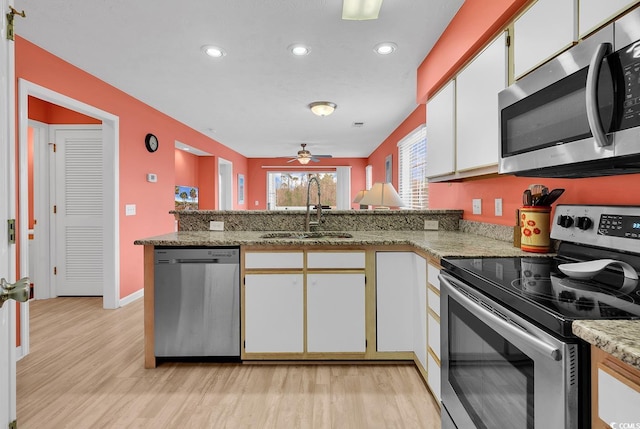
(16, 346, 24, 361)
(119, 288, 144, 307)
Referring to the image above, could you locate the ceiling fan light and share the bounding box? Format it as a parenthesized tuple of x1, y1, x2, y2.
(342, 0, 383, 20)
(309, 101, 337, 117)
(298, 157, 311, 165)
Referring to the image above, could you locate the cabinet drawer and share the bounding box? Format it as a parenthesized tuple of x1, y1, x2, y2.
(427, 263, 440, 290)
(244, 252, 303, 269)
(428, 288, 440, 316)
(307, 251, 365, 269)
(427, 353, 441, 403)
(428, 313, 440, 359)
(598, 365, 640, 425)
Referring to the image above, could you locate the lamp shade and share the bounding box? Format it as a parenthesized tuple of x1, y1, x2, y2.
(352, 190, 368, 203)
(358, 182, 405, 208)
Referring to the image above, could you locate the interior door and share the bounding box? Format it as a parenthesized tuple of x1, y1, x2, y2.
(1, 0, 18, 423)
(54, 127, 104, 296)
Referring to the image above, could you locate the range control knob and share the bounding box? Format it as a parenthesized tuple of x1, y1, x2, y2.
(576, 216, 592, 230)
(557, 215, 574, 228)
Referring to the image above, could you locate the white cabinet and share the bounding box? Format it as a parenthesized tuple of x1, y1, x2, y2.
(425, 80, 456, 178)
(514, 0, 577, 79)
(427, 260, 442, 403)
(376, 252, 415, 351)
(456, 32, 507, 172)
(592, 346, 640, 428)
(244, 251, 304, 269)
(244, 273, 304, 353)
(579, 0, 638, 38)
(413, 254, 428, 372)
(307, 273, 366, 352)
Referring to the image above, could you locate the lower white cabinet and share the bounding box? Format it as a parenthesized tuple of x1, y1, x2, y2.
(413, 255, 428, 372)
(376, 252, 415, 351)
(427, 260, 442, 403)
(428, 353, 441, 403)
(307, 273, 366, 353)
(244, 273, 304, 353)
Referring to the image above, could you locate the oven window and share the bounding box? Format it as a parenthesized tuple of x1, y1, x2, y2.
(448, 299, 534, 429)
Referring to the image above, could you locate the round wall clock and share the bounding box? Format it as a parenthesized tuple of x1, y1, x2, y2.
(145, 133, 159, 153)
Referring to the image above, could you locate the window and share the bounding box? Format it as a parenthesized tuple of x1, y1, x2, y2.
(397, 124, 427, 209)
(267, 172, 337, 210)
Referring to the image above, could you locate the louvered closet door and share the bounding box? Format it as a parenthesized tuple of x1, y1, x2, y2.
(55, 128, 104, 296)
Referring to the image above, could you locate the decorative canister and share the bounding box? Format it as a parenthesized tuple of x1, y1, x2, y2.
(520, 206, 551, 253)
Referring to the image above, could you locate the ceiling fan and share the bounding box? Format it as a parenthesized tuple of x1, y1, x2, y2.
(287, 144, 333, 164)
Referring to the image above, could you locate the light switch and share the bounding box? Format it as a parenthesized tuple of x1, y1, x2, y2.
(125, 204, 136, 216)
(146, 173, 157, 183)
(472, 199, 482, 215)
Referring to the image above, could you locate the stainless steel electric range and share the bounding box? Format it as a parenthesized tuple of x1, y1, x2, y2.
(439, 205, 640, 429)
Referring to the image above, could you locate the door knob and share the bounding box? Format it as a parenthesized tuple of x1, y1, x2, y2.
(0, 277, 30, 308)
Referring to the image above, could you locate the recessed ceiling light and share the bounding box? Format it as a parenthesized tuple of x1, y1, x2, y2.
(289, 44, 311, 56)
(342, 0, 383, 20)
(374, 42, 397, 55)
(201, 45, 226, 58)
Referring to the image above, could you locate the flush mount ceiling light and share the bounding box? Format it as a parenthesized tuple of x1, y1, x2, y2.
(374, 42, 397, 55)
(342, 0, 383, 20)
(289, 44, 311, 56)
(308, 101, 337, 117)
(201, 45, 226, 58)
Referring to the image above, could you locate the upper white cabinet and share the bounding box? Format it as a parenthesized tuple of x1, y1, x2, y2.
(425, 80, 456, 178)
(426, 32, 508, 181)
(579, 0, 639, 38)
(455, 32, 508, 172)
(513, 0, 577, 79)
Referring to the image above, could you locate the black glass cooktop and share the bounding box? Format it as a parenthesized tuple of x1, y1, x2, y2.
(441, 252, 640, 338)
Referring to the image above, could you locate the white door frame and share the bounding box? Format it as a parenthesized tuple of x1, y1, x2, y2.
(218, 157, 233, 210)
(1, 0, 18, 421)
(17, 82, 120, 341)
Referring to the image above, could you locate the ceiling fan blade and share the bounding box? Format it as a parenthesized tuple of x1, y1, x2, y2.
(286, 158, 297, 163)
(313, 155, 332, 158)
(310, 157, 321, 162)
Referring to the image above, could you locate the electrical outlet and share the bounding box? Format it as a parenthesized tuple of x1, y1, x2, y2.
(424, 220, 439, 230)
(472, 199, 482, 215)
(125, 204, 136, 216)
(209, 221, 224, 231)
(495, 198, 503, 216)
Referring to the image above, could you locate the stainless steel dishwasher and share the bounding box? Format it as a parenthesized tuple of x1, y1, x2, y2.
(154, 247, 240, 359)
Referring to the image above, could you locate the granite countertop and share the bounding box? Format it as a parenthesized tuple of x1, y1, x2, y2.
(573, 320, 640, 370)
(134, 229, 540, 259)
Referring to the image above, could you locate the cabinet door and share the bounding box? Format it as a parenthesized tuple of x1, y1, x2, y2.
(376, 252, 415, 351)
(514, 0, 576, 78)
(579, 0, 637, 38)
(426, 80, 456, 178)
(456, 32, 507, 172)
(307, 273, 366, 353)
(244, 274, 304, 353)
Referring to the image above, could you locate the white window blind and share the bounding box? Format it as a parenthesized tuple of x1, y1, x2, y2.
(397, 124, 428, 209)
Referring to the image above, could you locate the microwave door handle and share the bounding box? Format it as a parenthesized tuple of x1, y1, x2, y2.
(440, 274, 562, 361)
(586, 42, 613, 147)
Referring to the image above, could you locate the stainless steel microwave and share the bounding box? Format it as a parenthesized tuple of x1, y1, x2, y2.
(499, 7, 640, 178)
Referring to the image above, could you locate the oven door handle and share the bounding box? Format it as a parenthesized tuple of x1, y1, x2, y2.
(441, 274, 562, 361)
(585, 42, 613, 148)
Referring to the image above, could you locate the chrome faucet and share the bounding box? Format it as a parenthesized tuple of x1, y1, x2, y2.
(305, 176, 322, 232)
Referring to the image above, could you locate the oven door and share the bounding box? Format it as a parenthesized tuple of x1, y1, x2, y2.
(439, 272, 579, 429)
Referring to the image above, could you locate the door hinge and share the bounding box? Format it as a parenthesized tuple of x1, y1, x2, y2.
(6, 7, 26, 41)
(9, 419, 17, 429)
(506, 35, 511, 47)
(52, 143, 56, 153)
(7, 219, 15, 244)
(243, 340, 245, 349)
(53, 205, 57, 214)
(54, 267, 57, 275)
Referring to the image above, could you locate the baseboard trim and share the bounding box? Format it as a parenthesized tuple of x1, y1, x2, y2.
(119, 289, 143, 307)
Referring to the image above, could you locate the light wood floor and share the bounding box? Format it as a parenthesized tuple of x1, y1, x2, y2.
(17, 297, 441, 428)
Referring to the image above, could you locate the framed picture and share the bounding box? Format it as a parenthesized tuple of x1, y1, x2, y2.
(385, 154, 392, 183)
(174, 185, 199, 210)
(238, 174, 245, 205)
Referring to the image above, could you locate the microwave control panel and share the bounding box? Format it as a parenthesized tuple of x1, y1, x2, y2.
(618, 41, 640, 129)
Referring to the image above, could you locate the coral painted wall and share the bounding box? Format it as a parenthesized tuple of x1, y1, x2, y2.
(246, 157, 368, 210)
(29, 96, 101, 124)
(16, 36, 248, 300)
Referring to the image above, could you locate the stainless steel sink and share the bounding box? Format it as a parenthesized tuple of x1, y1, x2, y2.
(260, 232, 354, 239)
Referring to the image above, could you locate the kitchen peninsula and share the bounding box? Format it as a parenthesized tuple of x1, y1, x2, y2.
(135, 209, 540, 404)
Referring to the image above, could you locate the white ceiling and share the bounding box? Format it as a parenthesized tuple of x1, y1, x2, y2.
(15, 0, 464, 159)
